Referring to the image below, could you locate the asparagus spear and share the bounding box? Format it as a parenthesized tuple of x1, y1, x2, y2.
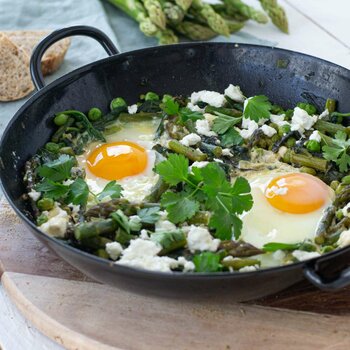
(212, 4, 249, 22)
(142, 0, 167, 30)
(219, 240, 263, 257)
(314, 120, 350, 136)
(175, 21, 218, 40)
(156, 28, 179, 44)
(168, 140, 208, 161)
(163, 2, 185, 25)
(74, 219, 118, 241)
(191, 0, 230, 37)
(224, 0, 268, 23)
(314, 205, 336, 244)
(282, 149, 329, 172)
(175, 0, 193, 11)
(259, 0, 289, 33)
(221, 257, 260, 270)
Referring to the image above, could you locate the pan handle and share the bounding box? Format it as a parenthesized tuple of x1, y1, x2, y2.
(303, 262, 350, 291)
(30, 25, 119, 90)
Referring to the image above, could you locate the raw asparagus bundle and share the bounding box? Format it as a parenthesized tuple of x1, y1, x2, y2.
(107, 0, 289, 45)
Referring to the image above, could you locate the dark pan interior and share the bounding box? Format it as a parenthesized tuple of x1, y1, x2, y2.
(1, 43, 350, 300)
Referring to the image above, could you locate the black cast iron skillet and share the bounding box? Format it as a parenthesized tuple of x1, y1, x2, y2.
(1, 25, 350, 301)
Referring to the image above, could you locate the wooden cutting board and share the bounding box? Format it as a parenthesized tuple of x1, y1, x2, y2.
(1, 198, 350, 350)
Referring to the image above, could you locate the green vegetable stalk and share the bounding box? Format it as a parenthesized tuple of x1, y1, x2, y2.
(224, 0, 268, 23)
(142, 0, 167, 29)
(259, 0, 289, 33)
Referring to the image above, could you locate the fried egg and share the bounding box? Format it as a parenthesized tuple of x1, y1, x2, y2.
(77, 117, 160, 202)
(240, 172, 334, 248)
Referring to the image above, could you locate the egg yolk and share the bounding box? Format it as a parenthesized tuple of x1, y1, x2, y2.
(265, 173, 329, 214)
(87, 141, 147, 180)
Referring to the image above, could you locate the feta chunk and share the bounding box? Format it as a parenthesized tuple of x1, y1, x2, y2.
(239, 265, 258, 272)
(177, 257, 195, 272)
(337, 229, 350, 248)
(224, 84, 245, 103)
(239, 118, 259, 139)
(116, 239, 178, 272)
(28, 190, 41, 201)
(190, 90, 226, 108)
(180, 133, 202, 147)
(39, 205, 69, 238)
(190, 161, 209, 170)
(292, 250, 320, 261)
(342, 203, 350, 218)
(309, 130, 321, 142)
(155, 219, 177, 232)
(106, 242, 123, 260)
(187, 225, 220, 253)
(291, 107, 317, 134)
(187, 102, 204, 112)
(319, 109, 329, 119)
(270, 114, 289, 127)
(128, 104, 138, 114)
(195, 119, 217, 137)
(222, 148, 233, 157)
(265, 185, 288, 197)
(260, 124, 277, 137)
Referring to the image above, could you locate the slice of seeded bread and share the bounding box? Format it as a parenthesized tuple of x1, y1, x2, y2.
(5, 30, 71, 76)
(0, 33, 34, 101)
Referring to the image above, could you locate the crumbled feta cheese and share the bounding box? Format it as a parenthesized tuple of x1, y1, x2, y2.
(267, 228, 278, 239)
(195, 119, 217, 137)
(116, 239, 178, 272)
(187, 225, 220, 253)
(260, 124, 277, 137)
(239, 118, 259, 139)
(190, 161, 209, 170)
(155, 219, 177, 232)
(239, 265, 258, 272)
(342, 203, 350, 218)
(337, 229, 350, 248)
(39, 205, 69, 238)
(190, 90, 226, 108)
(140, 229, 150, 240)
(63, 179, 75, 186)
(128, 104, 138, 114)
(292, 250, 320, 261)
(270, 114, 289, 127)
(272, 250, 285, 261)
(68, 203, 80, 214)
(214, 158, 223, 163)
(180, 133, 202, 147)
(224, 84, 245, 103)
(309, 130, 321, 142)
(187, 102, 204, 112)
(177, 257, 195, 272)
(106, 242, 123, 260)
(291, 107, 317, 134)
(203, 113, 217, 126)
(223, 256, 234, 262)
(278, 146, 288, 158)
(319, 109, 329, 119)
(28, 190, 41, 201)
(222, 148, 233, 157)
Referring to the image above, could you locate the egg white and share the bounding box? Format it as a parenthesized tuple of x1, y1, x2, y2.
(240, 172, 334, 249)
(77, 117, 160, 203)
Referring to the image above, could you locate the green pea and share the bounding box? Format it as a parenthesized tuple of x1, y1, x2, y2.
(88, 107, 102, 121)
(336, 209, 344, 220)
(285, 137, 296, 148)
(37, 214, 48, 226)
(278, 124, 291, 137)
(297, 102, 317, 116)
(145, 92, 159, 101)
(54, 113, 69, 126)
(37, 198, 54, 211)
(110, 97, 127, 110)
(45, 142, 60, 153)
(162, 94, 173, 104)
(306, 140, 321, 152)
(341, 175, 350, 185)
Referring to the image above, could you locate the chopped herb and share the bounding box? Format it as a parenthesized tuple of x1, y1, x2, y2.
(155, 154, 189, 186)
(263, 242, 301, 252)
(212, 113, 241, 134)
(35, 179, 69, 200)
(67, 178, 89, 206)
(97, 181, 123, 201)
(37, 155, 75, 182)
(137, 207, 161, 224)
(193, 252, 222, 272)
(243, 95, 272, 122)
(220, 127, 243, 147)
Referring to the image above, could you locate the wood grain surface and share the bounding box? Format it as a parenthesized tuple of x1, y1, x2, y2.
(1, 199, 350, 316)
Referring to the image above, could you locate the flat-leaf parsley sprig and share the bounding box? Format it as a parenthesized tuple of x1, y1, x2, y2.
(155, 154, 253, 239)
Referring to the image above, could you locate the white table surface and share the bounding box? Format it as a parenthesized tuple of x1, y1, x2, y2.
(1, 1, 350, 349)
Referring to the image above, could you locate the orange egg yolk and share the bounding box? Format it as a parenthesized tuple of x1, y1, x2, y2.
(265, 173, 329, 214)
(87, 141, 147, 180)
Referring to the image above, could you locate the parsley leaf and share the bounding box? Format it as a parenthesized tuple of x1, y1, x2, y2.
(97, 181, 123, 201)
(111, 209, 131, 234)
(178, 108, 204, 124)
(220, 128, 243, 147)
(37, 155, 75, 182)
(35, 179, 69, 200)
(193, 252, 222, 272)
(137, 207, 160, 224)
(243, 95, 272, 122)
(67, 178, 89, 206)
(161, 191, 199, 223)
(212, 113, 241, 134)
(322, 131, 350, 172)
(201, 164, 252, 240)
(163, 98, 179, 115)
(155, 154, 189, 186)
